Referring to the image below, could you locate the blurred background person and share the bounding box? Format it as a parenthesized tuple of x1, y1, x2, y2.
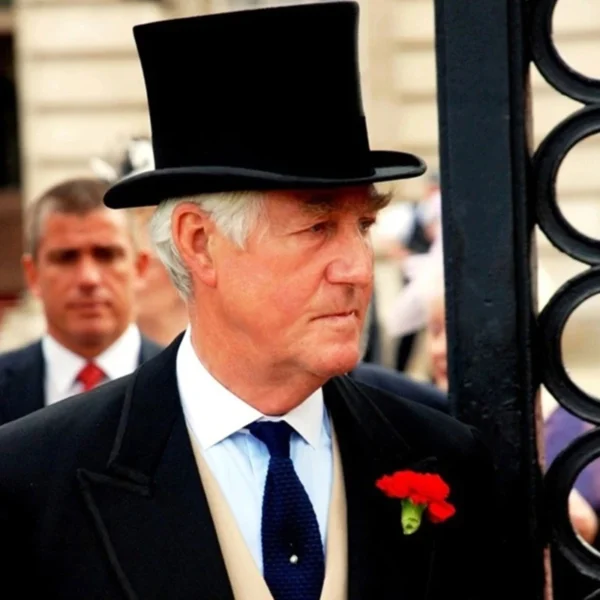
(350, 291, 448, 413)
(0, 177, 161, 425)
(91, 136, 188, 346)
(378, 173, 440, 372)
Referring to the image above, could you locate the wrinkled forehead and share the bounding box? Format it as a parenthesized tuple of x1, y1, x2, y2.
(274, 185, 390, 215)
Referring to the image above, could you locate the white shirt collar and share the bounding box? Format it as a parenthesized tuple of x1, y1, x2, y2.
(41, 324, 142, 395)
(176, 327, 325, 450)
(94, 324, 142, 379)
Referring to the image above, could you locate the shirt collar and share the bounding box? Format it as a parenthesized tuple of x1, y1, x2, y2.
(41, 324, 141, 394)
(176, 327, 326, 450)
(94, 324, 141, 380)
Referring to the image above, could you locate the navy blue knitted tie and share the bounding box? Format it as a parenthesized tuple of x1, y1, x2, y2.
(248, 420, 325, 600)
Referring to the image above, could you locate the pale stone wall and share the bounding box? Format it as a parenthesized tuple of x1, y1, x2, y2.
(14, 0, 173, 204)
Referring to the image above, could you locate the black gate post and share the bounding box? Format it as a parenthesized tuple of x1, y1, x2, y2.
(433, 1, 546, 598)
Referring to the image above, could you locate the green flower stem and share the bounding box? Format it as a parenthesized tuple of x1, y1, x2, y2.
(401, 499, 426, 535)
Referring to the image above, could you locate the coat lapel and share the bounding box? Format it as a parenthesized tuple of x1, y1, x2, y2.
(1, 342, 45, 423)
(77, 335, 234, 600)
(325, 375, 439, 600)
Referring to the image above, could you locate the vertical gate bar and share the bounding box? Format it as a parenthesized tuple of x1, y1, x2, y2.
(433, 0, 546, 598)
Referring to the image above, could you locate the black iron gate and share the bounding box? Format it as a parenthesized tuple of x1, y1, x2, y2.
(434, 0, 600, 598)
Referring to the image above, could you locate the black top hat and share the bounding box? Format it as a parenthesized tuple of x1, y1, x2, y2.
(105, 1, 426, 209)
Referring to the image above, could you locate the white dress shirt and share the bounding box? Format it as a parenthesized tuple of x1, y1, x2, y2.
(176, 327, 333, 573)
(41, 324, 142, 406)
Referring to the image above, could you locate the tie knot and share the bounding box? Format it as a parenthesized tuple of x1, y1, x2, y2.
(76, 362, 106, 391)
(248, 420, 293, 458)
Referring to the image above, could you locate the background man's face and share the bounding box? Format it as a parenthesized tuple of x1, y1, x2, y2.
(24, 208, 147, 355)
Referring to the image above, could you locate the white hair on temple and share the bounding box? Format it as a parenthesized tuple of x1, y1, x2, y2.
(149, 191, 264, 298)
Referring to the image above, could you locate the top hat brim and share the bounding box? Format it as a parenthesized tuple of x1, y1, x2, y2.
(104, 150, 426, 209)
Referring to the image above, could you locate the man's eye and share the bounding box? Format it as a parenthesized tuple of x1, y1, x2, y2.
(359, 219, 376, 232)
(92, 247, 124, 262)
(308, 222, 328, 234)
(94, 248, 116, 262)
(50, 250, 78, 264)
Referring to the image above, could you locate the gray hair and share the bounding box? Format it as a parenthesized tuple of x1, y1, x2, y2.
(149, 191, 264, 298)
(26, 177, 138, 257)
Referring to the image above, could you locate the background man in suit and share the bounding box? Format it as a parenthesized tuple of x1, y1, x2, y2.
(0, 177, 162, 424)
(91, 136, 189, 346)
(0, 4, 495, 599)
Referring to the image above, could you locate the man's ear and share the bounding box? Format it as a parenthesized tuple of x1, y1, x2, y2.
(134, 249, 151, 279)
(171, 202, 217, 288)
(21, 253, 42, 298)
(131, 249, 151, 296)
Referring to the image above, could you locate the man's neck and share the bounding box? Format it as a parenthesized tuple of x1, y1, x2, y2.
(45, 327, 125, 361)
(189, 327, 325, 416)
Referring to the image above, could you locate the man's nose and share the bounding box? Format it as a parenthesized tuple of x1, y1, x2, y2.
(76, 257, 102, 287)
(325, 231, 373, 287)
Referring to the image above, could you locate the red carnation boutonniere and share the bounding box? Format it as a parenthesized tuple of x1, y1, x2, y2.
(376, 470, 456, 535)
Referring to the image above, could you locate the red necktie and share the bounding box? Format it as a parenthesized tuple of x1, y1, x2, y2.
(76, 362, 106, 391)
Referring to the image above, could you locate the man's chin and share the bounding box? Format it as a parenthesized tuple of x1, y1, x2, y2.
(309, 347, 361, 379)
(73, 327, 112, 347)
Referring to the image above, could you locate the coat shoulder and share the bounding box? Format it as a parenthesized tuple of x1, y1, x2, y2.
(0, 374, 131, 482)
(341, 375, 490, 468)
(349, 362, 448, 413)
(0, 340, 41, 376)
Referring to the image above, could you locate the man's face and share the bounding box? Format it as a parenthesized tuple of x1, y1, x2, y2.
(206, 187, 380, 380)
(23, 208, 147, 356)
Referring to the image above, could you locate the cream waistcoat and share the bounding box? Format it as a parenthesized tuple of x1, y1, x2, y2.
(187, 425, 348, 600)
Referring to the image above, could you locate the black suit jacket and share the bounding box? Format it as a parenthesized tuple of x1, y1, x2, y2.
(0, 335, 163, 425)
(0, 334, 496, 599)
(350, 363, 448, 414)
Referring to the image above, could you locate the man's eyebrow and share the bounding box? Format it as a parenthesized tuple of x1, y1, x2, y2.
(46, 247, 79, 256)
(297, 188, 391, 216)
(298, 196, 335, 218)
(45, 243, 125, 256)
